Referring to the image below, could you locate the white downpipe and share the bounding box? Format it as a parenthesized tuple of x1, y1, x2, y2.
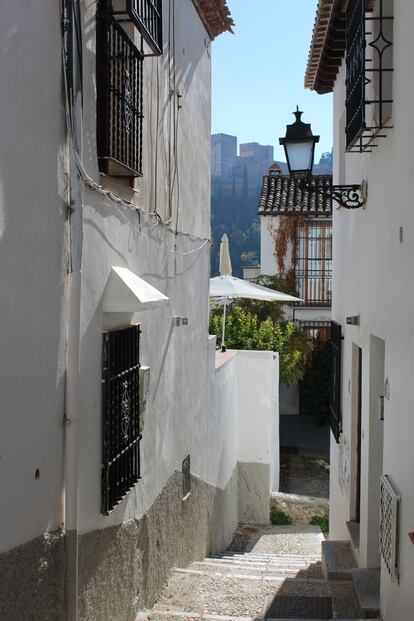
(221, 296, 228, 352)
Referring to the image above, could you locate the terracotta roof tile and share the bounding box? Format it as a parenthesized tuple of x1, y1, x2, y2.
(258, 175, 333, 217)
(305, 0, 376, 94)
(192, 0, 234, 40)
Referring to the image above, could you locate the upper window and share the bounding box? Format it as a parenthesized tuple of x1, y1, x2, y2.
(96, 1, 163, 177)
(296, 221, 332, 307)
(346, 0, 393, 152)
(96, 13, 144, 177)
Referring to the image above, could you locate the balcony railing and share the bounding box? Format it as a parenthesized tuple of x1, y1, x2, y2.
(96, 13, 143, 177)
(295, 272, 332, 307)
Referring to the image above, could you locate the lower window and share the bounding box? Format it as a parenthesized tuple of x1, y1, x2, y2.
(101, 324, 141, 514)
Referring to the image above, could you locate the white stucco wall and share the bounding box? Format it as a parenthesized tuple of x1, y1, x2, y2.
(236, 350, 279, 492)
(330, 2, 414, 617)
(75, 0, 216, 534)
(212, 349, 279, 495)
(0, 0, 217, 554)
(0, 1, 67, 553)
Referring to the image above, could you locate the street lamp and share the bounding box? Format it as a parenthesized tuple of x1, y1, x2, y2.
(279, 108, 366, 209)
(280, 107, 320, 177)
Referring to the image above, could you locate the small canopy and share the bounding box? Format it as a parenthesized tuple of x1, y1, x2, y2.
(103, 266, 170, 312)
(209, 275, 302, 303)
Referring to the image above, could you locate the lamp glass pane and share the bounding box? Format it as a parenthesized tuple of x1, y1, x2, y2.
(286, 140, 314, 172)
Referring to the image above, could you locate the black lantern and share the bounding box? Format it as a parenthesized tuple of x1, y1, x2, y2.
(279, 107, 320, 177)
(278, 107, 366, 209)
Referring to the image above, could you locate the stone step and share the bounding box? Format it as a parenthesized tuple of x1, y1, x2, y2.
(190, 561, 324, 580)
(208, 556, 319, 568)
(149, 611, 375, 621)
(213, 554, 321, 565)
(322, 540, 357, 581)
(154, 572, 332, 619)
(150, 615, 378, 621)
(216, 552, 321, 562)
(174, 567, 326, 582)
(351, 568, 380, 619)
(149, 607, 262, 620)
(229, 525, 324, 558)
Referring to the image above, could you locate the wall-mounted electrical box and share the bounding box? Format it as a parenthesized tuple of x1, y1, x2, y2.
(139, 366, 150, 404)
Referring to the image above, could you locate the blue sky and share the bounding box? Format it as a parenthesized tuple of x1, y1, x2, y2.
(211, 0, 333, 162)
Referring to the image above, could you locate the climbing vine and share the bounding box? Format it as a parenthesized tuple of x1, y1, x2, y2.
(268, 216, 304, 275)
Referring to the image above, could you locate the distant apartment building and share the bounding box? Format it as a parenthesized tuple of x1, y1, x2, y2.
(211, 133, 237, 177)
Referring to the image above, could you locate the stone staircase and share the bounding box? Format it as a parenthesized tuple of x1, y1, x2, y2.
(145, 525, 380, 621)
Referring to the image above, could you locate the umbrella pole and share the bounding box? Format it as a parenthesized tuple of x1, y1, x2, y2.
(221, 297, 227, 353)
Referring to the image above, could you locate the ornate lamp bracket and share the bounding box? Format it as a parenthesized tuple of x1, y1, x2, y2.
(298, 178, 367, 210)
(328, 181, 367, 209)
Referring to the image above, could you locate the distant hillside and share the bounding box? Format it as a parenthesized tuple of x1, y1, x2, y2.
(210, 151, 333, 277)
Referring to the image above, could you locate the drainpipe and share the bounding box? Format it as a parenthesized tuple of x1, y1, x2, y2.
(61, 0, 83, 618)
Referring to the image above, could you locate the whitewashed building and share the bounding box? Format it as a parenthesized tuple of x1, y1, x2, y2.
(306, 0, 414, 618)
(0, 2, 278, 620)
(259, 163, 332, 415)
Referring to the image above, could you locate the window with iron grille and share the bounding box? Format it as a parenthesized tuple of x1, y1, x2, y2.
(329, 321, 342, 443)
(113, 0, 163, 55)
(96, 12, 144, 177)
(295, 320, 331, 358)
(346, 0, 393, 152)
(101, 325, 141, 515)
(296, 221, 332, 307)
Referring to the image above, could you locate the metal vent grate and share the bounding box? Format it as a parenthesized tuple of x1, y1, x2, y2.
(380, 474, 400, 582)
(101, 325, 141, 515)
(265, 595, 332, 619)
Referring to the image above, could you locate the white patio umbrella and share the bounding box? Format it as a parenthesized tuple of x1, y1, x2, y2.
(217, 234, 233, 352)
(210, 274, 302, 352)
(219, 233, 232, 276)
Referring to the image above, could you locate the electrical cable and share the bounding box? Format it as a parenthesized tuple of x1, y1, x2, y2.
(61, 4, 210, 257)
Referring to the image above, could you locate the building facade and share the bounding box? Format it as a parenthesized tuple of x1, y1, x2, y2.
(259, 166, 332, 416)
(211, 133, 238, 178)
(306, 0, 414, 619)
(0, 2, 247, 620)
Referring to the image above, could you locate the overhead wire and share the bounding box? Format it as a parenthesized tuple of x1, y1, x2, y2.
(61, 0, 210, 257)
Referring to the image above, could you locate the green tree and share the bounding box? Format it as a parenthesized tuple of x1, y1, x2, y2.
(209, 305, 313, 385)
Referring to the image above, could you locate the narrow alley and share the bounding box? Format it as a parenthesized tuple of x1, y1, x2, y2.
(146, 524, 378, 621)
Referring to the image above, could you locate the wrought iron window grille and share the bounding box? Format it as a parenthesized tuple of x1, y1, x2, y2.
(346, 0, 393, 153)
(96, 12, 144, 177)
(329, 321, 342, 443)
(101, 325, 141, 515)
(295, 222, 332, 307)
(380, 474, 400, 583)
(103, 0, 163, 55)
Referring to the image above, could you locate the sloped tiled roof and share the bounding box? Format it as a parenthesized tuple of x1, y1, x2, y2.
(258, 175, 332, 217)
(305, 0, 376, 94)
(192, 0, 234, 40)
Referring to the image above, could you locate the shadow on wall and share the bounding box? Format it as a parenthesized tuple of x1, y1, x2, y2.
(280, 415, 330, 455)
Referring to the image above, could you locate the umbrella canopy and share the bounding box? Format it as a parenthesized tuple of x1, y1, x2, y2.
(209, 275, 302, 303)
(219, 234, 232, 276)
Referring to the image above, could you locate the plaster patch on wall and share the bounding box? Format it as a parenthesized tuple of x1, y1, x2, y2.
(338, 435, 350, 490)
